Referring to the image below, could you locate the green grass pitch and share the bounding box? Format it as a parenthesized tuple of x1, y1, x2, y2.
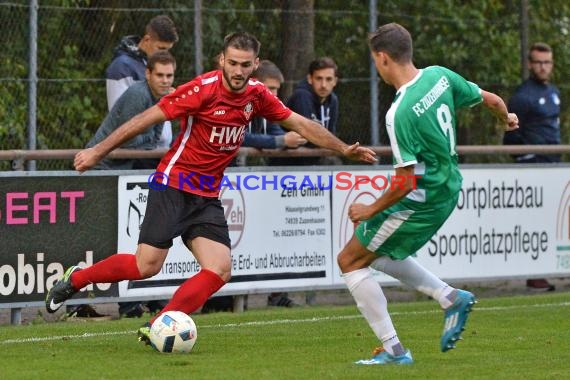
(1, 292, 569, 379)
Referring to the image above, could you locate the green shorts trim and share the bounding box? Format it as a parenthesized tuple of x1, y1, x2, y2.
(355, 196, 458, 260)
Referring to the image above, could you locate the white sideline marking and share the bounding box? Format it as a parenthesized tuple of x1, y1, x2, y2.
(0, 330, 130, 344)
(2, 301, 569, 345)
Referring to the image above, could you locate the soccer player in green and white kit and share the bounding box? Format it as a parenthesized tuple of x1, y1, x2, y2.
(337, 23, 519, 365)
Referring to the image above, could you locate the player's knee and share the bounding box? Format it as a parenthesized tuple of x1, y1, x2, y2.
(137, 260, 163, 278)
(220, 269, 231, 283)
(337, 243, 373, 273)
(201, 259, 231, 283)
(204, 266, 231, 283)
(216, 262, 232, 283)
(337, 250, 351, 272)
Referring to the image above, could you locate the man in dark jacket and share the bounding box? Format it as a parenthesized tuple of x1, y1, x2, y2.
(504, 42, 560, 291)
(273, 57, 340, 166)
(106, 15, 178, 150)
(274, 57, 341, 305)
(287, 57, 339, 136)
(243, 60, 306, 154)
(504, 42, 561, 164)
(204, 60, 305, 310)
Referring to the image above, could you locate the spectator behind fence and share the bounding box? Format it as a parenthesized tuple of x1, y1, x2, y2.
(271, 57, 341, 167)
(201, 59, 306, 312)
(82, 50, 176, 319)
(209, 56, 307, 159)
(246, 60, 307, 163)
(87, 50, 176, 169)
(106, 14, 179, 150)
(103, 15, 178, 318)
(280, 57, 342, 305)
(503, 42, 560, 291)
(248, 60, 306, 307)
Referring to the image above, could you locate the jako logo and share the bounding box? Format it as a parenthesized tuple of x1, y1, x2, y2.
(214, 110, 226, 115)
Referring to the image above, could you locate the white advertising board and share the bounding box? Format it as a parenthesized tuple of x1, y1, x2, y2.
(117, 172, 332, 298)
(331, 167, 570, 286)
(116, 167, 570, 298)
(330, 169, 401, 284)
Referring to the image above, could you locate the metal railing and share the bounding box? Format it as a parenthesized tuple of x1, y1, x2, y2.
(1, 145, 569, 170)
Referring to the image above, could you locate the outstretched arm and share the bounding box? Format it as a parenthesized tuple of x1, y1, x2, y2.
(481, 90, 519, 131)
(74, 105, 166, 172)
(279, 112, 377, 163)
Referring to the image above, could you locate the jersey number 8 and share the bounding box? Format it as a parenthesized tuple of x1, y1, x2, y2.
(436, 104, 456, 155)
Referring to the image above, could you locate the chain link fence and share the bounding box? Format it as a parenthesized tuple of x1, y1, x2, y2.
(1, 1, 569, 170)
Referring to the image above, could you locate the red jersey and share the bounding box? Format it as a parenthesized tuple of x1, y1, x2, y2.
(156, 70, 292, 197)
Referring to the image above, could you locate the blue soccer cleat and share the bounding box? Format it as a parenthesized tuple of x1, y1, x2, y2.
(441, 289, 476, 352)
(355, 347, 414, 365)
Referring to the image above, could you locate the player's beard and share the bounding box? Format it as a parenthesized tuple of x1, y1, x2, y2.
(222, 68, 249, 92)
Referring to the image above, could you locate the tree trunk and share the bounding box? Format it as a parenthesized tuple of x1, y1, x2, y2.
(279, 0, 315, 101)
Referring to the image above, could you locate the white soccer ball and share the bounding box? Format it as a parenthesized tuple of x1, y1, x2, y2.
(149, 311, 198, 353)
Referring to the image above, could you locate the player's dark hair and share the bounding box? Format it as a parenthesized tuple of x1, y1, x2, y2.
(223, 32, 261, 57)
(253, 60, 284, 83)
(146, 15, 179, 43)
(147, 50, 176, 71)
(308, 57, 338, 76)
(368, 23, 413, 63)
(528, 42, 552, 60)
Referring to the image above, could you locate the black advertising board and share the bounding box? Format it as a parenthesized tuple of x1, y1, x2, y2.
(0, 173, 118, 305)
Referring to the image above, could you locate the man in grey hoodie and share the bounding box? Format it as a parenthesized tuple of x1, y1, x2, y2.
(66, 51, 176, 320)
(106, 15, 178, 150)
(88, 50, 176, 170)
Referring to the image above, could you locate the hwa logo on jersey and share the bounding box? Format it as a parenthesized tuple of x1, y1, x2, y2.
(244, 102, 253, 120)
(209, 125, 246, 145)
(213, 110, 226, 116)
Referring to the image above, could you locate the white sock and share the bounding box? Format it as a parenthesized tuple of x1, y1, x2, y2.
(342, 268, 402, 355)
(371, 256, 455, 309)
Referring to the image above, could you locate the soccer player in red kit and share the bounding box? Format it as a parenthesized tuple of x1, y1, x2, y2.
(46, 32, 376, 343)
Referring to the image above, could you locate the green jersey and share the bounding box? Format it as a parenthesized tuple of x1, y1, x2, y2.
(386, 65, 482, 207)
